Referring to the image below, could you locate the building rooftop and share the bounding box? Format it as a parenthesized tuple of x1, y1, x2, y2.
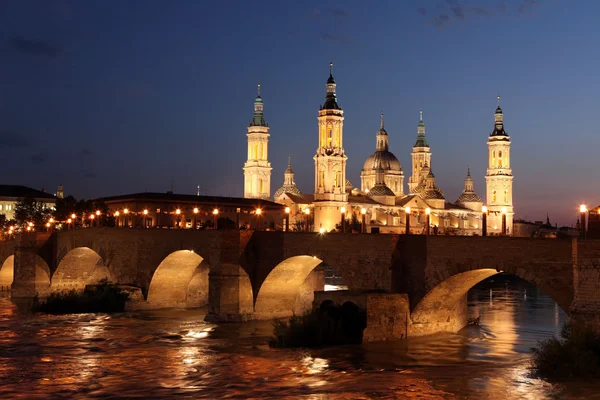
(98, 192, 284, 209)
(0, 185, 56, 200)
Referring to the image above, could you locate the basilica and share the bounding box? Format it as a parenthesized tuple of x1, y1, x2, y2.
(243, 64, 514, 235)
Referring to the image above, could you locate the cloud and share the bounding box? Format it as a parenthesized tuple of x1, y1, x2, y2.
(419, 0, 546, 29)
(82, 171, 97, 179)
(322, 33, 349, 41)
(31, 152, 48, 164)
(81, 148, 93, 156)
(328, 8, 349, 17)
(517, 0, 539, 15)
(11, 37, 63, 58)
(0, 130, 31, 148)
(451, 6, 466, 20)
(432, 13, 451, 29)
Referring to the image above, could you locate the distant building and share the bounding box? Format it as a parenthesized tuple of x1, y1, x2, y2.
(99, 192, 285, 230)
(513, 215, 578, 238)
(587, 206, 600, 238)
(0, 185, 57, 220)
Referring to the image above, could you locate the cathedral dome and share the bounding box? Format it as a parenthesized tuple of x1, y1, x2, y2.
(457, 192, 483, 203)
(363, 150, 402, 173)
(274, 185, 302, 198)
(421, 187, 445, 200)
(368, 184, 396, 197)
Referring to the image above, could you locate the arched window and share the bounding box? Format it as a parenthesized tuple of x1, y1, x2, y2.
(254, 143, 259, 159)
(259, 179, 264, 194)
(492, 151, 496, 167)
(493, 190, 497, 203)
(319, 170, 325, 187)
(504, 190, 508, 203)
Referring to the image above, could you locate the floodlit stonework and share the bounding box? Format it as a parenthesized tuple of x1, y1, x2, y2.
(485, 96, 514, 235)
(243, 84, 272, 200)
(263, 64, 510, 234)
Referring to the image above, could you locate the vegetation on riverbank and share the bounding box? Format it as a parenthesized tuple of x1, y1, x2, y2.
(532, 322, 600, 380)
(33, 280, 129, 314)
(269, 301, 366, 348)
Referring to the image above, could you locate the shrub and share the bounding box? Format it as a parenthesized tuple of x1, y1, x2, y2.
(532, 322, 600, 380)
(270, 302, 366, 348)
(33, 279, 129, 314)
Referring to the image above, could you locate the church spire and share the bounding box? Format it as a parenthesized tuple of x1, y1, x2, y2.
(414, 108, 429, 147)
(250, 82, 267, 127)
(322, 62, 340, 110)
(491, 94, 507, 136)
(375, 112, 389, 151)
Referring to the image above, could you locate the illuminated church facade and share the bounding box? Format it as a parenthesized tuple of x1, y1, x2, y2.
(245, 64, 514, 235)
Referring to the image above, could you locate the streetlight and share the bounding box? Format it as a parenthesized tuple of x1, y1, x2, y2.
(123, 208, 129, 228)
(481, 206, 488, 237)
(319, 227, 325, 234)
(143, 209, 149, 228)
(46, 222, 51, 231)
(425, 208, 431, 235)
(175, 208, 181, 229)
(193, 207, 199, 230)
(304, 208, 310, 232)
(580, 204, 588, 240)
(284, 207, 290, 232)
(90, 214, 95, 228)
(212, 208, 219, 229)
(501, 207, 507, 236)
(49, 218, 54, 223)
(67, 218, 72, 229)
(71, 213, 76, 229)
(256, 208, 262, 230)
(340, 206, 346, 233)
(405, 206, 411, 235)
(361, 208, 367, 233)
(95, 210, 101, 228)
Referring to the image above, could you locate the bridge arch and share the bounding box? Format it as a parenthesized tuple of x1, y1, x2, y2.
(410, 268, 572, 336)
(0, 255, 14, 290)
(0, 254, 51, 294)
(146, 250, 209, 309)
(51, 247, 112, 292)
(254, 255, 348, 319)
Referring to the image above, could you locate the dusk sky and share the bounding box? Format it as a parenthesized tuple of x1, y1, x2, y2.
(1, 0, 598, 225)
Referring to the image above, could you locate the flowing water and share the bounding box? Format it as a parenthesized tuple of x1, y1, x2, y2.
(1, 275, 599, 399)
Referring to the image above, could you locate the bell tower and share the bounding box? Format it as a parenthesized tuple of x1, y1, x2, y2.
(408, 109, 432, 192)
(313, 62, 348, 232)
(485, 95, 514, 235)
(243, 84, 272, 200)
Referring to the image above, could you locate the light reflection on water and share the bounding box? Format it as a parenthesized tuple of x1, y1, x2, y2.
(1, 275, 600, 399)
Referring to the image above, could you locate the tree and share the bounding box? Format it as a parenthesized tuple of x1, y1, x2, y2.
(13, 197, 53, 228)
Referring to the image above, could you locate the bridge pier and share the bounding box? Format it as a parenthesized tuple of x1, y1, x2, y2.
(205, 264, 254, 322)
(571, 239, 600, 331)
(11, 233, 50, 298)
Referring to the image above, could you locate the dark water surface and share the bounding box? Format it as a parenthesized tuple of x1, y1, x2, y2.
(1, 275, 599, 399)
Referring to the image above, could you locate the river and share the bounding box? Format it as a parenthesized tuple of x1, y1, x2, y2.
(1, 274, 599, 399)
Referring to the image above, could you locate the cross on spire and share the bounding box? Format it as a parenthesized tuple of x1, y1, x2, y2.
(380, 111, 384, 129)
(258, 82, 261, 96)
(497, 94, 501, 106)
(329, 61, 333, 76)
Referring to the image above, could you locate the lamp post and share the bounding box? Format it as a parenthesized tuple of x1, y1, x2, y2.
(213, 208, 219, 229)
(256, 208, 262, 230)
(236, 208, 241, 230)
(67, 218, 72, 229)
(284, 207, 290, 232)
(361, 208, 367, 233)
(501, 207, 507, 236)
(340, 206, 346, 233)
(425, 208, 431, 235)
(580, 204, 588, 240)
(143, 209, 149, 228)
(175, 208, 181, 229)
(304, 208, 310, 232)
(95, 210, 101, 228)
(71, 213, 76, 230)
(90, 214, 95, 228)
(405, 206, 411, 235)
(193, 208, 199, 230)
(482, 206, 488, 237)
(123, 208, 129, 227)
(114, 211, 120, 227)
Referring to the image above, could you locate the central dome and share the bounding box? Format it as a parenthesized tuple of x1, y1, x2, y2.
(363, 150, 402, 172)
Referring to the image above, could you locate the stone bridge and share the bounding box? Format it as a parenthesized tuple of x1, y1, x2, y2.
(1, 229, 599, 338)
